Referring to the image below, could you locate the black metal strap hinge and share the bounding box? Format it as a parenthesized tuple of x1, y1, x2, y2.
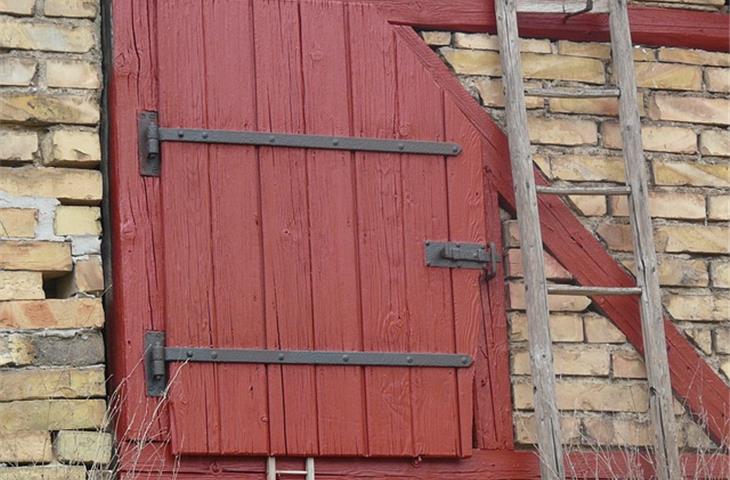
(145, 332, 473, 396)
(424, 240, 500, 278)
(139, 111, 462, 177)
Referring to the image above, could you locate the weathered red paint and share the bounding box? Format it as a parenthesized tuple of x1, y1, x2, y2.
(109, 0, 729, 477)
(374, 0, 730, 52)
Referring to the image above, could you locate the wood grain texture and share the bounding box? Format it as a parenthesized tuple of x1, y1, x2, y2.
(372, 0, 730, 52)
(253, 0, 317, 455)
(494, 1, 564, 477)
(395, 24, 730, 445)
(608, 0, 681, 476)
(299, 0, 367, 455)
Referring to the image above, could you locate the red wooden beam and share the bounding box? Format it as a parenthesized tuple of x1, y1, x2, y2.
(118, 441, 730, 479)
(395, 25, 730, 446)
(371, 0, 729, 52)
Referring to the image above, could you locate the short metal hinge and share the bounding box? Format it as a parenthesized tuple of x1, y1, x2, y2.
(144, 332, 473, 396)
(424, 240, 500, 278)
(138, 111, 461, 177)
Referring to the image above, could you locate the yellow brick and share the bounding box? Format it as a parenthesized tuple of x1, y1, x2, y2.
(528, 117, 597, 145)
(569, 195, 606, 216)
(0, 271, 44, 300)
(440, 47, 501, 75)
(454, 33, 551, 53)
(686, 328, 713, 354)
(721, 359, 730, 380)
(0, 93, 99, 125)
(0, 334, 35, 366)
(633, 62, 702, 90)
(0, 298, 104, 329)
(657, 48, 730, 67)
(0, 57, 36, 86)
(601, 123, 696, 153)
(0, 19, 93, 53)
(522, 53, 605, 84)
(0, 366, 105, 401)
(623, 256, 709, 287)
(710, 260, 730, 288)
(552, 154, 625, 182)
(655, 224, 729, 254)
(0, 0, 34, 14)
(715, 327, 730, 353)
(583, 417, 652, 446)
(513, 346, 609, 376)
(612, 350, 647, 379)
(474, 78, 544, 109)
(705, 67, 730, 93)
(584, 313, 626, 343)
(596, 223, 633, 251)
(556, 40, 611, 59)
(0, 208, 37, 237)
(43, 129, 101, 166)
(0, 399, 105, 434)
(508, 282, 591, 312)
(57, 255, 104, 296)
(665, 293, 729, 321)
(653, 160, 729, 187)
(420, 31, 450, 47)
(54, 206, 101, 236)
(699, 130, 730, 157)
(610, 191, 705, 219)
(514, 413, 581, 445)
(0, 431, 53, 463)
(0, 240, 71, 272)
(708, 195, 729, 220)
(0, 466, 86, 480)
(46, 60, 99, 89)
(510, 312, 584, 342)
(54, 431, 112, 464)
(0, 129, 37, 162)
(514, 381, 648, 412)
(0, 167, 102, 204)
(44, 0, 97, 18)
(648, 94, 730, 126)
(507, 248, 572, 280)
(549, 96, 616, 116)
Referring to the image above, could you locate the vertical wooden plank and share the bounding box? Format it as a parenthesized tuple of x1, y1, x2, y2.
(348, 3, 414, 457)
(608, 0, 681, 477)
(299, 0, 367, 455)
(108, 0, 167, 441)
(443, 96, 489, 456)
(253, 0, 317, 455)
(156, 0, 217, 455)
(494, 0, 563, 477)
(395, 36, 460, 456)
(202, 0, 270, 455)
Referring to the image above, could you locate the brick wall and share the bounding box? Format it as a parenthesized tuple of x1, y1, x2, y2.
(0, 1, 111, 479)
(428, 31, 729, 449)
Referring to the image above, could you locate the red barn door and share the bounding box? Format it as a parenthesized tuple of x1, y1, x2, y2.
(134, 0, 495, 459)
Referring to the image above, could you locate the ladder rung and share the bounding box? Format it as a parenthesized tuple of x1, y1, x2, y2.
(547, 285, 642, 296)
(516, 0, 609, 13)
(277, 470, 308, 475)
(525, 86, 620, 98)
(537, 185, 631, 195)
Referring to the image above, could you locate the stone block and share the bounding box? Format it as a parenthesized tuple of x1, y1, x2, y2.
(0, 399, 106, 434)
(44, 0, 98, 18)
(46, 60, 100, 89)
(0, 330, 104, 367)
(609, 191, 705, 219)
(710, 260, 730, 288)
(508, 282, 591, 312)
(513, 346, 609, 376)
(0, 19, 94, 53)
(584, 313, 626, 343)
(612, 350, 647, 379)
(552, 154, 625, 182)
(648, 94, 730, 126)
(0, 241, 71, 272)
(0, 0, 34, 14)
(715, 328, 730, 354)
(657, 48, 730, 67)
(623, 256, 708, 287)
(506, 248, 572, 280)
(707, 195, 729, 220)
(474, 77, 543, 109)
(601, 123, 696, 153)
(0, 208, 37, 237)
(633, 62, 702, 90)
(0, 93, 99, 125)
(514, 381, 649, 412)
(655, 224, 729, 254)
(527, 117, 597, 145)
(42, 129, 101, 166)
(0, 298, 104, 329)
(569, 195, 606, 217)
(665, 293, 729, 321)
(0, 466, 85, 480)
(420, 31, 450, 46)
(54, 430, 112, 464)
(57, 255, 104, 296)
(0, 431, 53, 463)
(0, 167, 102, 204)
(596, 222, 633, 252)
(0, 57, 36, 86)
(699, 130, 730, 157)
(0, 366, 105, 401)
(513, 413, 581, 445)
(0, 271, 44, 300)
(583, 416, 652, 446)
(653, 160, 728, 187)
(510, 312, 584, 343)
(0, 129, 37, 162)
(440, 47, 501, 75)
(685, 328, 712, 355)
(705, 67, 730, 93)
(54, 206, 101, 235)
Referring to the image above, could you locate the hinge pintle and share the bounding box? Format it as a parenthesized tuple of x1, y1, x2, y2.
(144, 331, 167, 396)
(139, 111, 161, 177)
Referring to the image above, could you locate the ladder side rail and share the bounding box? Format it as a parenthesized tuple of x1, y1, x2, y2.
(494, 1, 565, 478)
(608, 0, 682, 478)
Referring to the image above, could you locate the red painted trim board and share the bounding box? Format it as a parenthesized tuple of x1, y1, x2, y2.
(372, 0, 730, 52)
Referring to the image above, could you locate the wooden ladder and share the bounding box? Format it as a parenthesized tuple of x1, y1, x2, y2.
(494, 0, 681, 479)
